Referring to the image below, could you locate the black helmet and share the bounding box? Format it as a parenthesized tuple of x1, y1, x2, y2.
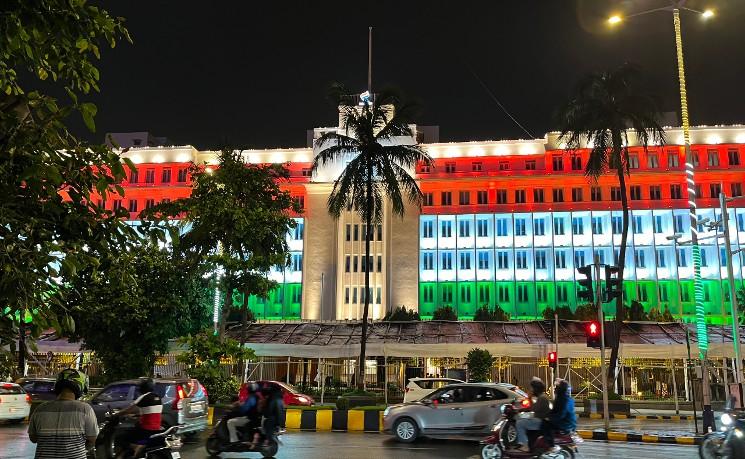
(554, 378, 570, 395)
(138, 377, 155, 394)
(54, 368, 87, 399)
(529, 377, 546, 395)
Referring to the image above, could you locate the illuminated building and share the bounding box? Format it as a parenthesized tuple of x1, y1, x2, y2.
(116, 124, 745, 324)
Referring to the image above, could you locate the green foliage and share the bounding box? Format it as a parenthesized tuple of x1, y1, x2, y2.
(473, 305, 510, 321)
(0, 1, 132, 371)
(573, 303, 598, 321)
(432, 305, 458, 321)
(543, 306, 574, 320)
(465, 348, 495, 382)
(737, 288, 745, 325)
(587, 391, 624, 401)
(383, 306, 420, 321)
(176, 330, 254, 403)
(647, 306, 674, 322)
(62, 243, 211, 383)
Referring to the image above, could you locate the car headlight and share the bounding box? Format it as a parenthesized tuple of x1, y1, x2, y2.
(722, 414, 733, 426)
(500, 405, 507, 414)
(383, 407, 391, 417)
(297, 396, 308, 403)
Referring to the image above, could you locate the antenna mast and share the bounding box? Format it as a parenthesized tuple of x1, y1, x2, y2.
(367, 27, 372, 94)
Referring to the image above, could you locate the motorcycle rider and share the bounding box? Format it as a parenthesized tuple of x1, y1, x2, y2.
(511, 377, 551, 453)
(228, 382, 261, 444)
(114, 378, 163, 459)
(543, 378, 577, 447)
(260, 383, 285, 447)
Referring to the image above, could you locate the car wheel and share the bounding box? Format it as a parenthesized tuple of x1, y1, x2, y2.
(393, 417, 419, 443)
(481, 443, 503, 459)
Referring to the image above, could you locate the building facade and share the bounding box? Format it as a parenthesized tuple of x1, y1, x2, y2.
(116, 124, 745, 324)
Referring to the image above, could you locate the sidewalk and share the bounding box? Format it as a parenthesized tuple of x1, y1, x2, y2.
(576, 413, 707, 445)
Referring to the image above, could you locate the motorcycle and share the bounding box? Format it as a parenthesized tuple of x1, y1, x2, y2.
(700, 397, 745, 459)
(481, 402, 580, 459)
(205, 413, 283, 458)
(92, 411, 182, 459)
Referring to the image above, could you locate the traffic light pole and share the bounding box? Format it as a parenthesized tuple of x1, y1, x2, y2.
(595, 254, 610, 432)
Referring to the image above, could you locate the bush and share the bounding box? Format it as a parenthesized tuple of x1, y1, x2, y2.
(473, 305, 510, 321)
(465, 348, 495, 382)
(384, 306, 420, 321)
(432, 305, 458, 321)
(573, 303, 598, 321)
(336, 389, 376, 410)
(587, 391, 624, 401)
(543, 306, 574, 320)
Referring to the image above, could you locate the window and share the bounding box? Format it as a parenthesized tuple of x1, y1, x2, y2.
(595, 250, 606, 265)
(649, 186, 661, 200)
(442, 285, 453, 303)
(478, 251, 489, 270)
(515, 190, 526, 203)
(700, 249, 708, 267)
(145, 199, 155, 209)
(537, 285, 548, 302)
(516, 251, 528, 269)
(302, 167, 313, 177)
(708, 150, 720, 167)
(592, 217, 603, 235)
(571, 156, 582, 171)
(422, 285, 434, 303)
(352, 224, 359, 241)
(499, 161, 510, 171)
(692, 152, 700, 167)
(552, 156, 564, 171)
(293, 195, 305, 209)
(630, 185, 642, 200)
(95, 384, 134, 403)
(377, 255, 382, 272)
(659, 286, 669, 302)
(656, 249, 666, 268)
(557, 285, 568, 302)
(676, 248, 687, 267)
(555, 251, 567, 269)
(289, 255, 303, 271)
(571, 188, 583, 202)
(533, 189, 545, 203)
(460, 285, 471, 303)
(496, 189, 507, 204)
(525, 160, 536, 170)
(423, 192, 434, 206)
(477, 219, 489, 237)
(345, 255, 351, 272)
(128, 199, 138, 213)
(458, 220, 470, 237)
(535, 250, 547, 269)
(647, 154, 659, 169)
(632, 215, 643, 234)
(344, 288, 350, 303)
(668, 151, 680, 168)
(441, 221, 452, 238)
(517, 285, 529, 302)
(352, 288, 358, 304)
(497, 251, 509, 269)
(441, 252, 453, 270)
(654, 215, 663, 234)
(534, 218, 545, 236)
(498, 285, 510, 302)
(161, 168, 171, 183)
(422, 221, 433, 238)
(591, 187, 602, 202)
(515, 218, 527, 236)
(353, 256, 358, 272)
(129, 169, 139, 184)
(670, 184, 682, 199)
(611, 187, 622, 201)
(710, 183, 721, 199)
(145, 169, 155, 184)
(377, 225, 382, 241)
(441, 191, 452, 205)
(552, 188, 564, 203)
(478, 285, 490, 303)
(739, 214, 745, 232)
(612, 216, 623, 235)
(177, 168, 188, 182)
(459, 191, 470, 205)
(423, 253, 434, 270)
(113, 200, 122, 210)
(459, 252, 472, 270)
(571, 217, 584, 235)
(574, 251, 586, 268)
(472, 162, 483, 172)
(637, 285, 648, 302)
(496, 219, 509, 236)
(628, 155, 640, 169)
(445, 162, 456, 173)
(635, 249, 646, 268)
(674, 215, 685, 233)
(728, 149, 741, 166)
(477, 190, 488, 204)
(732, 183, 743, 197)
(553, 218, 565, 235)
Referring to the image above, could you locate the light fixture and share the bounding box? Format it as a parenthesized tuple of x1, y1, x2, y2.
(608, 15, 622, 25)
(702, 9, 714, 19)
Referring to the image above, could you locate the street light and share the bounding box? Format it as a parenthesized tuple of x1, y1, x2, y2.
(607, 0, 716, 431)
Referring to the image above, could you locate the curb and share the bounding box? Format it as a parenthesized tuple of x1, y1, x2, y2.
(285, 409, 383, 432)
(580, 413, 698, 421)
(576, 429, 702, 445)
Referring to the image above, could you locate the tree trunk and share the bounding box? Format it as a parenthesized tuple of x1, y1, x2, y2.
(609, 157, 630, 382)
(358, 172, 373, 391)
(239, 292, 249, 381)
(219, 274, 232, 339)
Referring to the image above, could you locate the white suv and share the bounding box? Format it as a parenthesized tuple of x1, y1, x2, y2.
(404, 377, 464, 403)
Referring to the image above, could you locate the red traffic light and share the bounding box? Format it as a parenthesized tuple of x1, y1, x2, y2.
(587, 321, 600, 337)
(548, 351, 557, 363)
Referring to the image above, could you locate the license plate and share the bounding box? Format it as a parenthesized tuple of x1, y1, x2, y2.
(190, 402, 205, 413)
(170, 453, 180, 459)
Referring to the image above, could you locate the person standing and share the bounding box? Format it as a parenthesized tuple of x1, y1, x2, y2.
(28, 368, 98, 459)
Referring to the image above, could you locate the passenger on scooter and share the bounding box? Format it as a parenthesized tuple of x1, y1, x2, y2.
(114, 378, 163, 459)
(260, 384, 285, 447)
(511, 377, 551, 453)
(543, 378, 577, 447)
(227, 382, 261, 444)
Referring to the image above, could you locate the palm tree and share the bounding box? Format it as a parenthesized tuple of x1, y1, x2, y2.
(312, 88, 432, 390)
(555, 64, 665, 380)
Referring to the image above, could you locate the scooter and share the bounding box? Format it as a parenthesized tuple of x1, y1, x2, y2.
(205, 413, 283, 458)
(480, 403, 580, 459)
(92, 411, 182, 459)
(699, 396, 745, 459)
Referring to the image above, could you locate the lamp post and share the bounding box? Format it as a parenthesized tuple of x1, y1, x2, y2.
(608, 0, 716, 431)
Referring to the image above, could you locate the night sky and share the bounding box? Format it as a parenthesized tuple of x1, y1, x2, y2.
(86, 0, 745, 149)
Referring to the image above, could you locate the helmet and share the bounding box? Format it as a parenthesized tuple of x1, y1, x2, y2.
(54, 368, 87, 399)
(529, 377, 546, 394)
(554, 378, 570, 395)
(138, 377, 155, 394)
(247, 382, 259, 393)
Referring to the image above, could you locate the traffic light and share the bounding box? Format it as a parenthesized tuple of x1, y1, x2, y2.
(576, 265, 594, 302)
(548, 351, 558, 369)
(603, 265, 622, 303)
(585, 321, 601, 348)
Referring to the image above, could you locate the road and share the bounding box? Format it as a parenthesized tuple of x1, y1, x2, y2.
(1, 423, 700, 459)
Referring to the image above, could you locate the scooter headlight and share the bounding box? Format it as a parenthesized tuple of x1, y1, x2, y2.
(735, 429, 744, 439)
(722, 413, 734, 426)
(500, 405, 507, 414)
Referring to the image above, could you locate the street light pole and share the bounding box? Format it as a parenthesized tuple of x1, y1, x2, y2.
(721, 192, 743, 384)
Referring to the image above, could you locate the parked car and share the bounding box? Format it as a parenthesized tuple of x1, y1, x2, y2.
(88, 377, 208, 436)
(0, 382, 32, 423)
(404, 377, 464, 403)
(240, 380, 314, 406)
(16, 377, 57, 402)
(383, 382, 528, 443)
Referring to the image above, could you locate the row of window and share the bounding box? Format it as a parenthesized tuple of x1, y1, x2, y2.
(343, 286, 383, 304)
(424, 183, 743, 207)
(128, 168, 189, 184)
(253, 287, 302, 304)
(344, 255, 383, 273)
(103, 196, 305, 213)
(345, 224, 383, 242)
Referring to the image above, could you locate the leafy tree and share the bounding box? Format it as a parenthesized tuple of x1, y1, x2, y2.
(176, 330, 255, 403)
(555, 63, 665, 379)
(0, 1, 132, 374)
(738, 287, 745, 325)
(473, 305, 510, 321)
(383, 306, 420, 321)
(432, 305, 458, 321)
(141, 149, 299, 340)
(465, 348, 495, 382)
(543, 306, 574, 320)
(647, 306, 674, 322)
(626, 300, 647, 321)
(312, 87, 432, 390)
(62, 244, 211, 383)
(573, 303, 599, 321)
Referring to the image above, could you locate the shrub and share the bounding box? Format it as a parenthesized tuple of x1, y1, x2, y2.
(473, 305, 510, 321)
(573, 303, 598, 321)
(432, 305, 458, 321)
(465, 348, 495, 382)
(587, 391, 624, 401)
(384, 306, 420, 321)
(543, 306, 573, 320)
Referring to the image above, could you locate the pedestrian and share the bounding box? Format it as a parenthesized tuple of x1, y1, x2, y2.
(28, 368, 98, 459)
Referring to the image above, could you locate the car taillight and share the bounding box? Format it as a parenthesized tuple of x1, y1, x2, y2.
(173, 385, 185, 410)
(520, 398, 531, 408)
(200, 383, 207, 398)
(25, 394, 32, 404)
